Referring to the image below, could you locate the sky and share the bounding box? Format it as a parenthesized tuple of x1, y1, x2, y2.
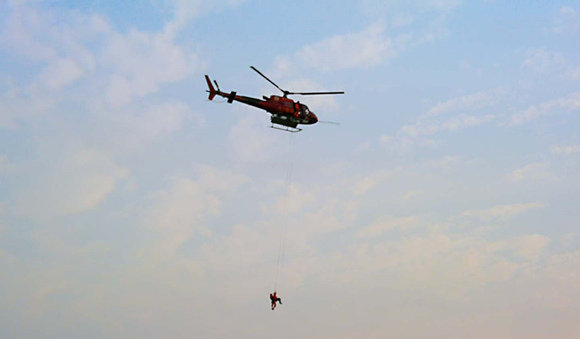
(0, 0, 579, 338)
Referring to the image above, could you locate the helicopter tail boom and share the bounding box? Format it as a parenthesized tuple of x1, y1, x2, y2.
(205, 75, 217, 100)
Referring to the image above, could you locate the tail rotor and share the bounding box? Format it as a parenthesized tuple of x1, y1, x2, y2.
(205, 75, 217, 100)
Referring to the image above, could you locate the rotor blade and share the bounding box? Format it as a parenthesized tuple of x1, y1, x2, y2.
(250, 66, 286, 94)
(318, 121, 341, 125)
(292, 91, 345, 96)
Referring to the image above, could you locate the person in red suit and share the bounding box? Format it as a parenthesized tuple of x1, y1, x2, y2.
(269, 291, 282, 310)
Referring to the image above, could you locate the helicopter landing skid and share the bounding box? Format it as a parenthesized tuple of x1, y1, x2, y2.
(270, 124, 302, 133)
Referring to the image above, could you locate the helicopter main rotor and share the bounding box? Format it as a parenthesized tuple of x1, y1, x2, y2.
(250, 66, 344, 98)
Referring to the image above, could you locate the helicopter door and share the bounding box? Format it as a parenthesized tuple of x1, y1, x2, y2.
(298, 104, 307, 119)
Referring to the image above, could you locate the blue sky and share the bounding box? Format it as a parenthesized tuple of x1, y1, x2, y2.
(1, 0, 579, 338)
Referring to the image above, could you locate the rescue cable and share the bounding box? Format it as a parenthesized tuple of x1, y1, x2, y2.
(274, 133, 295, 292)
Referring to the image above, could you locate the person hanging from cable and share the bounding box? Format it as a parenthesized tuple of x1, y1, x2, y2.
(269, 291, 282, 310)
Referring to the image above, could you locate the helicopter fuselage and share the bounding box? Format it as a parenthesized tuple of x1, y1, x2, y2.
(206, 76, 318, 129)
(205, 68, 342, 132)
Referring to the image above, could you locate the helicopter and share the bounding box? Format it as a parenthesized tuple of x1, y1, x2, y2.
(205, 66, 344, 132)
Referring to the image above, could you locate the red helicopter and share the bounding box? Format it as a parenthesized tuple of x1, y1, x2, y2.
(205, 66, 344, 132)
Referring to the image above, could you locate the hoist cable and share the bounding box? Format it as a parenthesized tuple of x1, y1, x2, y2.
(274, 133, 294, 291)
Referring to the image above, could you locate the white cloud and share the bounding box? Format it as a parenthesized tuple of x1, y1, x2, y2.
(34, 58, 84, 92)
(0, 2, 105, 126)
(181, 189, 553, 298)
(0, 1, 213, 225)
(508, 91, 580, 125)
(101, 101, 194, 150)
(29, 229, 66, 252)
(228, 114, 281, 163)
(2, 3, 60, 61)
(352, 170, 392, 195)
(509, 162, 557, 182)
(439, 114, 495, 131)
(2, 1, 200, 101)
(293, 23, 396, 72)
(522, 48, 566, 72)
(425, 155, 461, 169)
(565, 65, 580, 80)
(300, 201, 357, 236)
(380, 134, 439, 151)
(382, 114, 494, 150)
(13, 148, 129, 218)
(103, 30, 199, 106)
(146, 166, 248, 259)
(356, 216, 423, 238)
(164, 0, 247, 38)
(1, 152, 573, 338)
(355, 140, 372, 152)
(0, 2, 207, 223)
(196, 164, 250, 191)
(272, 22, 406, 76)
(149, 178, 211, 257)
(513, 234, 550, 262)
(459, 60, 484, 76)
(424, 89, 502, 119)
(0, 84, 57, 128)
(401, 188, 424, 201)
(359, 0, 462, 15)
(198, 223, 273, 274)
(552, 6, 580, 34)
(455, 202, 545, 220)
(0, 1, 201, 155)
(2, 2, 101, 69)
(381, 88, 503, 150)
(164, 0, 205, 37)
(551, 145, 580, 155)
(326, 233, 519, 293)
(270, 184, 317, 215)
(391, 13, 415, 27)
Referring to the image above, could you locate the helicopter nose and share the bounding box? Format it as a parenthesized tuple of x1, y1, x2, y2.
(310, 113, 318, 124)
